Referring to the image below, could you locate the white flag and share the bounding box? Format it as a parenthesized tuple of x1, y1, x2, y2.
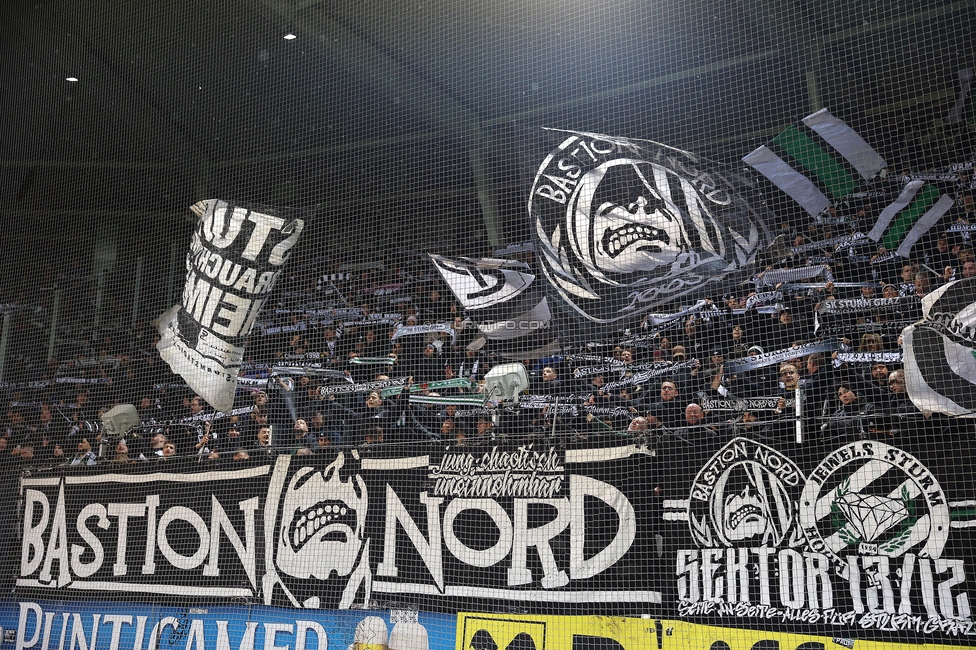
(902, 277, 976, 417)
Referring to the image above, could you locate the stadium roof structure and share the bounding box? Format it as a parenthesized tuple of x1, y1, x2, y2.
(0, 0, 973, 301)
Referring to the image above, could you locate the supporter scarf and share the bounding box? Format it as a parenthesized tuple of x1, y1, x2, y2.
(178, 405, 255, 422)
(236, 376, 270, 387)
(517, 396, 580, 416)
(789, 232, 867, 254)
(261, 322, 307, 336)
(745, 291, 783, 310)
(332, 308, 366, 319)
(601, 360, 698, 390)
(871, 251, 899, 265)
(408, 394, 486, 406)
(947, 222, 976, 233)
(391, 323, 457, 345)
(318, 378, 408, 396)
(584, 405, 634, 418)
(723, 340, 843, 375)
(834, 351, 903, 366)
(758, 264, 832, 287)
(279, 352, 324, 362)
(563, 354, 618, 365)
(349, 357, 396, 366)
(701, 397, 793, 411)
(381, 378, 473, 398)
(453, 406, 496, 419)
(817, 297, 910, 314)
(573, 364, 624, 378)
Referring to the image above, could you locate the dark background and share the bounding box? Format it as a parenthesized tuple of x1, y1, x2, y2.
(0, 0, 974, 319)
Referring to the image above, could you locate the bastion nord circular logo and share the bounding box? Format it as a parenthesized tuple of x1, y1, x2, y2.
(528, 130, 766, 324)
(687, 438, 805, 548)
(799, 441, 950, 568)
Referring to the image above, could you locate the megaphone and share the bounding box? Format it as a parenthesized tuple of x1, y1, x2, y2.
(483, 363, 529, 403)
(100, 404, 140, 439)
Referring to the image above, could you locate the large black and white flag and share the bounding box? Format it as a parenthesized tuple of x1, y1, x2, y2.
(528, 129, 770, 337)
(429, 253, 554, 352)
(157, 199, 307, 413)
(902, 277, 976, 417)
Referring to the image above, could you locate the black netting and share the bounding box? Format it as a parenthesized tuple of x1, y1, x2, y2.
(1, 1, 975, 648)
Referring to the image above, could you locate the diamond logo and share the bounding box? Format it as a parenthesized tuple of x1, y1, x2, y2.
(834, 493, 909, 543)
(799, 441, 950, 569)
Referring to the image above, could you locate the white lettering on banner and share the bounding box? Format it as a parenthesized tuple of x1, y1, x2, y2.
(158, 201, 305, 413)
(181, 271, 268, 338)
(19, 491, 258, 590)
(376, 474, 634, 589)
(20, 463, 640, 601)
(673, 438, 976, 637)
(429, 445, 565, 498)
(14, 603, 329, 650)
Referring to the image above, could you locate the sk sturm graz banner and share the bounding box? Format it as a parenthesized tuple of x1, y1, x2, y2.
(657, 432, 976, 643)
(528, 129, 772, 336)
(156, 200, 307, 413)
(14, 443, 657, 613)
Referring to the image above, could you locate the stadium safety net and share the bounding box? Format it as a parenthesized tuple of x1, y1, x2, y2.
(0, 1, 975, 649)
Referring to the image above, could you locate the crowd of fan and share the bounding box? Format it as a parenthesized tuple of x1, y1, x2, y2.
(1, 199, 975, 468)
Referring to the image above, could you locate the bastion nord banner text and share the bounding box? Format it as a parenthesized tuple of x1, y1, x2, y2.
(15, 444, 656, 613)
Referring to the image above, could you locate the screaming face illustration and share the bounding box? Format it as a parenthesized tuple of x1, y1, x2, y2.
(568, 159, 713, 285)
(722, 484, 770, 542)
(276, 452, 368, 581)
(532, 131, 769, 325)
(710, 461, 792, 546)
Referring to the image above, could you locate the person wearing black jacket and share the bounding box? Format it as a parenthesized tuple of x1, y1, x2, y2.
(822, 383, 875, 440)
(326, 378, 412, 445)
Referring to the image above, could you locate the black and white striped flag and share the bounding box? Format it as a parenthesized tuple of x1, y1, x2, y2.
(902, 277, 976, 417)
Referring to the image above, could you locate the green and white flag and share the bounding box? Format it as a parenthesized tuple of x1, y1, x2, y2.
(743, 109, 886, 217)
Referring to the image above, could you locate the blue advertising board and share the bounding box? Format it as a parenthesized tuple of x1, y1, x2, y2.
(0, 600, 455, 650)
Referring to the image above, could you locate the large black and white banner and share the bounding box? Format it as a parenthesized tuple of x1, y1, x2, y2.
(14, 433, 976, 643)
(902, 277, 976, 417)
(657, 433, 976, 642)
(15, 444, 657, 612)
(156, 200, 307, 413)
(528, 129, 771, 337)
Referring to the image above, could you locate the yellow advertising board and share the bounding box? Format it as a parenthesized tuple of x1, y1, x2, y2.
(456, 613, 974, 650)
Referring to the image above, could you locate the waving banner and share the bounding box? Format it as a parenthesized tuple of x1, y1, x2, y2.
(902, 277, 976, 417)
(428, 253, 554, 354)
(743, 108, 886, 217)
(529, 129, 770, 337)
(156, 200, 307, 413)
